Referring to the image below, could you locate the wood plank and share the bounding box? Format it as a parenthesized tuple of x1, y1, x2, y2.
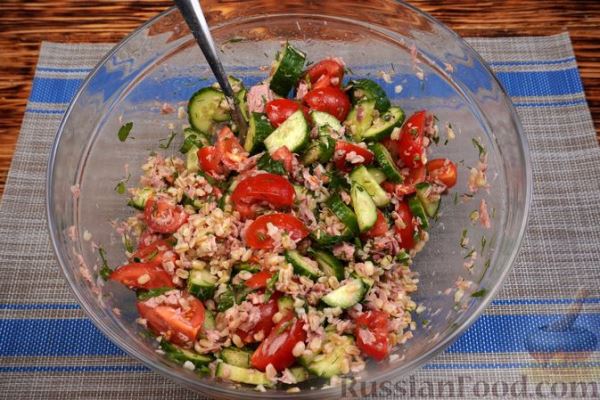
(1, 0, 598, 198)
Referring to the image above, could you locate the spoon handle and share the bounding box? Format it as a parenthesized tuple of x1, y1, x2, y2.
(174, 0, 235, 98)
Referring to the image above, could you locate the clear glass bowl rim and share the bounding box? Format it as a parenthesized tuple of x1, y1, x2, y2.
(46, 2, 533, 398)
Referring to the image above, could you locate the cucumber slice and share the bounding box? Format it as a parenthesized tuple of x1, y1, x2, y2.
(326, 193, 359, 235)
(362, 106, 405, 142)
(128, 187, 154, 210)
(269, 42, 306, 97)
(408, 195, 429, 229)
(264, 110, 309, 154)
(310, 228, 353, 247)
(344, 100, 376, 142)
(349, 79, 391, 112)
(351, 183, 378, 232)
(321, 278, 366, 309)
(366, 167, 386, 184)
(233, 263, 261, 274)
(188, 87, 230, 134)
(180, 128, 209, 154)
(415, 182, 441, 218)
(288, 366, 310, 383)
(215, 362, 273, 386)
(188, 269, 217, 300)
(186, 146, 200, 172)
(203, 309, 216, 330)
(220, 347, 252, 368)
(370, 142, 403, 183)
(301, 135, 336, 165)
(160, 340, 213, 367)
(228, 75, 249, 123)
(244, 112, 274, 154)
(277, 295, 294, 314)
(349, 166, 390, 207)
(311, 110, 342, 131)
(285, 250, 322, 280)
(306, 335, 354, 378)
(309, 249, 345, 281)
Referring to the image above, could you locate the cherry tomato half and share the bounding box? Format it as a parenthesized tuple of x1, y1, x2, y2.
(236, 297, 283, 344)
(197, 146, 224, 176)
(265, 99, 310, 128)
(216, 126, 248, 171)
(245, 270, 273, 289)
(363, 210, 388, 238)
(306, 59, 345, 89)
(426, 158, 457, 188)
(354, 310, 390, 361)
(132, 238, 174, 264)
(334, 141, 374, 172)
(231, 173, 295, 219)
(244, 213, 309, 250)
(251, 318, 306, 371)
(109, 262, 174, 290)
(303, 86, 351, 122)
(382, 165, 426, 197)
(137, 291, 205, 346)
(144, 197, 188, 234)
(395, 201, 415, 250)
(385, 110, 430, 168)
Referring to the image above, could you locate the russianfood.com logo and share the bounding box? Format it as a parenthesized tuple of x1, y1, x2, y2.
(341, 375, 599, 399)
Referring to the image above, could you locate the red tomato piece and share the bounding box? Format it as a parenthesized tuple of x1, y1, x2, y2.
(333, 140, 374, 172)
(236, 297, 280, 344)
(384, 165, 426, 196)
(363, 210, 388, 238)
(197, 146, 224, 176)
(354, 310, 390, 361)
(231, 173, 295, 219)
(385, 110, 430, 168)
(306, 59, 344, 89)
(109, 262, 174, 290)
(245, 271, 273, 289)
(144, 197, 188, 234)
(137, 291, 205, 346)
(216, 126, 248, 170)
(132, 238, 174, 264)
(244, 213, 309, 250)
(303, 86, 351, 121)
(271, 146, 294, 174)
(265, 99, 310, 128)
(426, 158, 458, 188)
(395, 202, 415, 250)
(251, 318, 306, 371)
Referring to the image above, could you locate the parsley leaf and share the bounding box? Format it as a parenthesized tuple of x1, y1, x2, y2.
(472, 138, 486, 158)
(118, 122, 133, 142)
(256, 152, 287, 175)
(114, 181, 126, 194)
(471, 289, 487, 298)
(159, 131, 177, 149)
(98, 247, 112, 280)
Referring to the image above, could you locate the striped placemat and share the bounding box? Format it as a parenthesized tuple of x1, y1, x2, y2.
(1, 33, 599, 399)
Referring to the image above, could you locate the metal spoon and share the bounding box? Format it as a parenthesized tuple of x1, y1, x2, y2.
(174, 0, 248, 139)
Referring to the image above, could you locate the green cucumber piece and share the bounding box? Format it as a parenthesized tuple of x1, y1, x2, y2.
(306, 335, 354, 378)
(269, 42, 306, 96)
(311, 110, 342, 131)
(321, 278, 366, 309)
(301, 135, 336, 165)
(160, 341, 212, 367)
(203, 309, 216, 330)
(128, 187, 154, 210)
(233, 263, 261, 274)
(188, 269, 217, 300)
(408, 195, 429, 229)
(370, 142, 403, 183)
(310, 228, 353, 247)
(351, 183, 378, 232)
(186, 146, 200, 172)
(415, 182, 441, 218)
(188, 87, 230, 134)
(309, 249, 345, 281)
(180, 128, 209, 154)
(288, 366, 310, 383)
(215, 362, 273, 386)
(349, 79, 391, 112)
(244, 112, 274, 153)
(326, 193, 359, 235)
(264, 110, 309, 154)
(344, 100, 376, 142)
(285, 250, 322, 280)
(349, 165, 390, 207)
(362, 106, 405, 142)
(366, 167, 386, 184)
(220, 347, 252, 368)
(277, 295, 294, 314)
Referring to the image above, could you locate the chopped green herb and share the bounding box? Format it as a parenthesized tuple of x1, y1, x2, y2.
(159, 131, 177, 149)
(327, 170, 350, 191)
(123, 233, 134, 253)
(118, 122, 133, 142)
(344, 66, 355, 75)
(471, 138, 486, 158)
(460, 229, 468, 248)
(137, 287, 173, 301)
(480, 236, 487, 253)
(421, 319, 429, 326)
(145, 249, 159, 262)
(264, 272, 279, 301)
(471, 289, 487, 298)
(115, 181, 126, 194)
(431, 135, 440, 145)
(478, 259, 491, 283)
(453, 192, 459, 205)
(256, 152, 287, 175)
(443, 139, 449, 146)
(469, 210, 479, 223)
(98, 247, 112, 280)
(464, 248, 476, 259)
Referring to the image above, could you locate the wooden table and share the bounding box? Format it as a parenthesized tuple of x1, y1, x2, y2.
(1, 0, 599, 198)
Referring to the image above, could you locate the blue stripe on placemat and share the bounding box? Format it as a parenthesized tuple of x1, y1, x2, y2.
(2, 314, 598, 357)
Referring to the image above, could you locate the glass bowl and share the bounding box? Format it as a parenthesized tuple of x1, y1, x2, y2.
(46, 1, 532, 398)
